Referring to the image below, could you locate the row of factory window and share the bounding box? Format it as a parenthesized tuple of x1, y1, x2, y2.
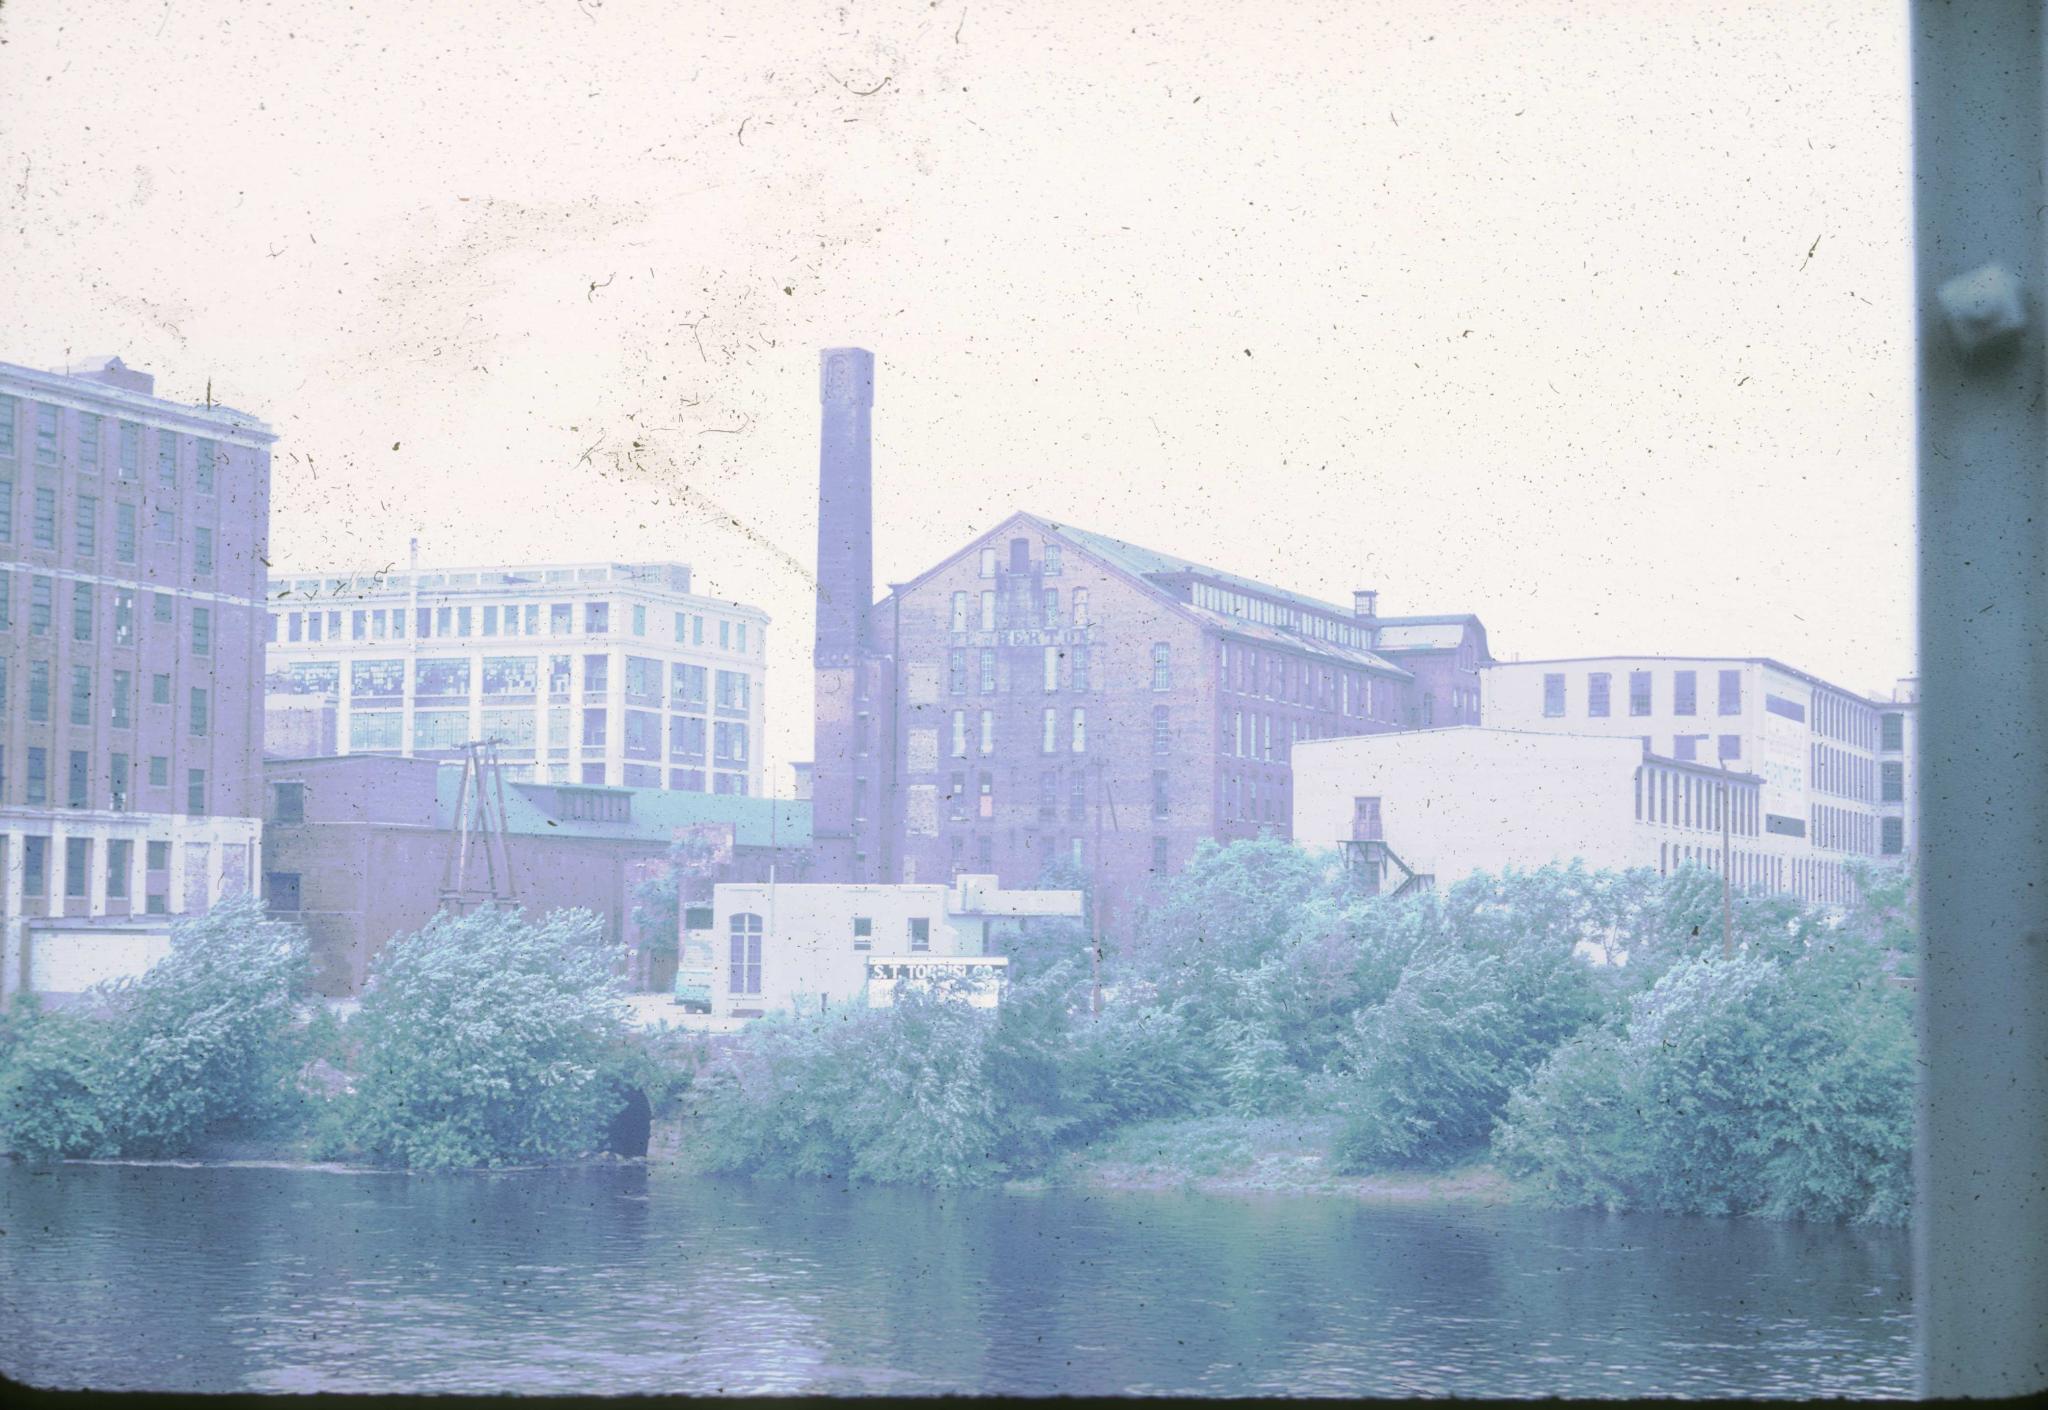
(1634, 764, 1759, 836)
(345, 707, 749, 764)
(1656, 847, 1896, 904)
(0, 398, 225, 492)
(1222, 708, 1368, 761)
(948, 586, 1089, 633)
(270, 601, 754, 651)
(1810, 688, 1879, 749)
(1811, 742, 1877, 802)
(0, 745, 210, 815)
(1544, 667, 1747, 719)
(945, 642, 1172, 695)
(1, 479, 216, 570)
(946, 706, 1092, 757)
(269, 656, 752, 712)
(980, 539, 1064, 578)
(9, 834, 179, 910)
(1811, 803, 1877, 856)
(1221, 640, 1400, 722)
(1191, 581, 1373, 651)
(1222, 770, 1286, 825)
(1, 661, 214, 738)
(0, 575, 217, 652)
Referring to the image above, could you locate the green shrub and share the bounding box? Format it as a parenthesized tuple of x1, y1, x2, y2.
(1495, 945, 1914, 1225)
(0, 898, 314, 1159)
(1064, 1001, 1212, 1132)
(344, 907, 631, 1170)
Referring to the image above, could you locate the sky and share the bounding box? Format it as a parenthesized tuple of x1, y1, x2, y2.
(2, 0, 1915, 794)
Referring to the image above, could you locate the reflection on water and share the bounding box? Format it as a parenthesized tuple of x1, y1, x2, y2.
(0, 1162, 1911, 1397)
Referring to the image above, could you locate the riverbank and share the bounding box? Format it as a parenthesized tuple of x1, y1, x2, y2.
(1027, 1113, 1520, 1206)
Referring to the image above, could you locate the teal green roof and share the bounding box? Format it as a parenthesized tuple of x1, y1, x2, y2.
(433, 769, 811, 848)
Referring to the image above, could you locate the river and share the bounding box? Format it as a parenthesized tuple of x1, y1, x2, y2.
(0, 1161, 1912, 1397)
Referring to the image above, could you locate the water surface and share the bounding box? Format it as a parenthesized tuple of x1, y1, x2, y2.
(0, 1162, 1912, 1397)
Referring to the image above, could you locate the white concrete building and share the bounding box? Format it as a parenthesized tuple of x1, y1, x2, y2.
(682, 874, 1083, 1020)
(1293, 727, 1772, 898)
(1481, 656, 1910, 908)
(263, 561, 768, 796)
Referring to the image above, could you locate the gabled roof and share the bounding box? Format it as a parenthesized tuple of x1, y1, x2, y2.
(1045, 521, 1358, 622)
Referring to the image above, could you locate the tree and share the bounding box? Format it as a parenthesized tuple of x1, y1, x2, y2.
(346, 907, 631, 1170)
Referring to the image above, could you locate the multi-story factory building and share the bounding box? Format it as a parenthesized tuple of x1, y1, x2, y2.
(2, 357, 273, 998)
(805, 348, 1491, 912)
(1482, 656, 1916, 907)
(263, 561, 769, 795)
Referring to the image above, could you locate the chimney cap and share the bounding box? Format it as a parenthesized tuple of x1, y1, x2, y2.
(820, 347, 875, 407)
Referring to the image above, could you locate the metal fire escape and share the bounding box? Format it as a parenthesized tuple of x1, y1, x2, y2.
(439, 739, 520, 915)
(1341, 800, 1432, 899)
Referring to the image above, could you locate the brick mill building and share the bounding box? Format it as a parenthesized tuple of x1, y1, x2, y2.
(806, 348, 1492, 916)
(2, 357, 273, 998)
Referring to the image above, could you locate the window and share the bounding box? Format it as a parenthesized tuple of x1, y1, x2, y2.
(157, 430, 178, 484)
(1543, 672, 1566, 717)
(149, 756, 168, 787)
(0, 477, 11, 541)
(1674, 670, 1698, 716)
(1588, 672, 1611, 717)
(69, 667, 91, 725)
(25, 747, 47, 804)
(728, 913, 763, 994)
(1718, 734, 1742, 760)
(193, 526, 213, 574)
(632, 604, 647, 635)
(189, 687, 209, 735)
(64, 836, 89, 894)
(274, 780, 306, 824)
(1073, 588, 1089, 627)
(716, 669, 750, 712)
(979, 708, 994, 755)
(1718, 669, 1742, 715)
(714, 720, 749, 764)
(950, 591, 968, 631)
(852, 917, 873, 951)
(107, 839, 131, 896)
(68, 751, 89, 809)
(118, 422, 139, 479)
(1044, 543, 1062, 576)
(582, 654, 609, 693)
(1152, 769, 1170, 820)
(151, 673, 169, 705)
(1882, 760, 1904, 802)
(585, 601, 609, 633)
(1153, 642, 1172, 691)
(0, 396, 13, 459)
(1882, 817, 1904, 855)
(72, 583, 93, 641)
(113, 591, 133, 645)
(1153, 705, 1171, 754)
(979, 590, 996, 630)
(195, 439, 216, 494)
(75, 494, 96, 554)
(582, 708, 608, 747)
(671, 662, 707, 708)
(1069, 772, 1087, 822)
(28, 661, 50, 721)
(22, 835, 46, 894)
(979, 546, 996, 578)
(952, 709, 967, 757)
(948, 648, 967, 694)
(192, 606, 211, 654)
(1153, 837, 1170, 874)
(35, 405, 60, 466)
(111, 671, 131, 727)
(909, 917, 931, 952)
(1071, 707, 1087, 753)
(978, 770, 994, 819)
(1629, 670, 1653, 716)
(1042, 707, 1058, 753)
(1043, 645, 1060, 692)
(187, 768, 207, 816)
(1881, 712, 1905, 751)
(152, 506, 174, 543)
(77, 413, 101, 466)
(30, 577, 50, 634)
(32, 485, 55, 547)
(266, 871, 301, 915)
(153, 591, 173, 623)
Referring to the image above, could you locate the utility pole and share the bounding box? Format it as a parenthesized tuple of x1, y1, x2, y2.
(1090, 759, 1105, 1017)
(1719, 780, 1733, 961)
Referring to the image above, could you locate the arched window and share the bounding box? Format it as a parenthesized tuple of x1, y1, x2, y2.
(728, 913, 762, 995)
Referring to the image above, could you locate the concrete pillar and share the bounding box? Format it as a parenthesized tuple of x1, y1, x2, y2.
(3, 831, 25, 1001)
(47, 821, 67, 915)
(128, 825, 148, 914)
(87, 821, 108, 917)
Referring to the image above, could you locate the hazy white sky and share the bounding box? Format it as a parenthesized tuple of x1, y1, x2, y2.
(3, 0, 1914, 791)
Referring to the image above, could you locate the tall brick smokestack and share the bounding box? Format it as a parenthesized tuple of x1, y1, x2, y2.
(814, 348, 875, 667)
(811, 348, 875, 881)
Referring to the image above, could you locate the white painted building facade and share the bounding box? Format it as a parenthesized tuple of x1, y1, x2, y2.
(1292, 727, 1772, 897)
(686, 875, 1083, 1020)
(264, 561, 769, 796)
(1481, 656, 1908, 908)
